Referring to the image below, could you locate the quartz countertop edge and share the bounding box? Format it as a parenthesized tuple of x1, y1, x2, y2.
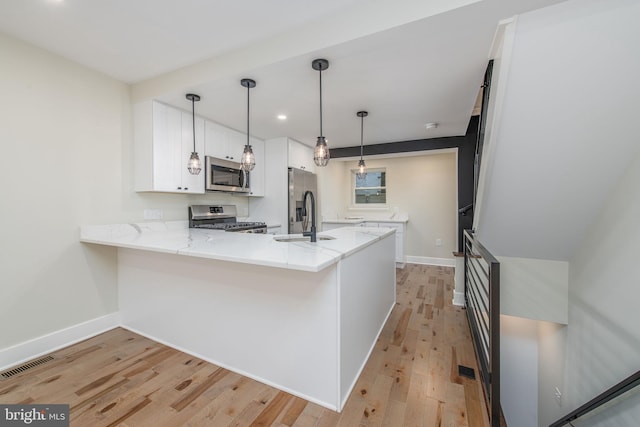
(80, 222, 395, 273)
(322, 215, 409, 224)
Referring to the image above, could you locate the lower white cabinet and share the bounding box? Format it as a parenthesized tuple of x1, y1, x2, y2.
(364, 222, 406, 266)
(134, 100, 205, 194)
(376, 222, 405, 266)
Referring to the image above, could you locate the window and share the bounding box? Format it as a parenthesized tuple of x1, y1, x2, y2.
(353, 169, 386, 205)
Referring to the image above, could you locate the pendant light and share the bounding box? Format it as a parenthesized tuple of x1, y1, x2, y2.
(240, 78, 256, 171)
(312, 58, 330, 167)
(186, 93, 201, 175)
(356, 111, 368, 179)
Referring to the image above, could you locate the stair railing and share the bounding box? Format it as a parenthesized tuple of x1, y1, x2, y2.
(550, 370, 640, 427)
(464, 229, 501, 427)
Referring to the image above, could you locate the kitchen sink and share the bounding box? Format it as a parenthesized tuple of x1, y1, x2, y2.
(273, 235, 336, 243)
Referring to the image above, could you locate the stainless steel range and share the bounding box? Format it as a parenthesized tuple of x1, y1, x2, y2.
(188, 205, 267, 234)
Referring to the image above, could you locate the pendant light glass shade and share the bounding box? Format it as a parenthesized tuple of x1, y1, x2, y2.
(240, 78, 256, 171)
(188, 152, 201, 174)
(186, 93, 201, 175)
(312, 59, 330, 167)
(357, 159, 367, 179)
(356, 111, 368, 179)
(314, 136, 330, 167)
(241, 145, 255, 171)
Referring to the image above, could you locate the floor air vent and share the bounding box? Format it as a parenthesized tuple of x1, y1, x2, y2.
(1, 355, 54, 380)
(458, 364, 476, 380)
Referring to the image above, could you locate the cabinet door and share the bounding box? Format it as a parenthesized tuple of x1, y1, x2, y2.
(152, 102, 182, 192)
(288, 139, 316, 172)
(181, 112, 205, 193)
(226, 129, 246, 162)
(205, 121, 227, 160)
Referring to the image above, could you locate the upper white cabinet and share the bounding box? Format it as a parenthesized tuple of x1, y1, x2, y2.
(288, 138, 316, 173)
(205, 122, 245, 162)
(134, 100, 205, 194)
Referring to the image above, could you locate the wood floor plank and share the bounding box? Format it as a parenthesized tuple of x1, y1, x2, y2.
(0, 264, 490, 427)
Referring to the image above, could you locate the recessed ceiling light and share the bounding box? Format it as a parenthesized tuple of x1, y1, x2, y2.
(277, 114, 287, 120)
(425, 122, 438, 130)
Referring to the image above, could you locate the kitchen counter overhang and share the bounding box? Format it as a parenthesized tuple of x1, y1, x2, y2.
(80, 221, 395, 272)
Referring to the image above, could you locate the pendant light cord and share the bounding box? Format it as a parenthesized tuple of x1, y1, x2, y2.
(191, 97, 196, 152)
(246, 84, 250, 147)
(360, 114, 364, 159)
(319, 67, 323, 137)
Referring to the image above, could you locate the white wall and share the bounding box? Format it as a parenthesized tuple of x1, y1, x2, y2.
(0, 33, 248, 353)
(497, 256, 568, 325)
(564, 143, 640, 425)
(501, 315, 539, 427)
(317, 152, 457, 261)
(475, 0, 640, 261)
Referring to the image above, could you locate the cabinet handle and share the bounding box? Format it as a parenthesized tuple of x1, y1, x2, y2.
(177, 187, 182, 190)
(184, 187, 188, 190)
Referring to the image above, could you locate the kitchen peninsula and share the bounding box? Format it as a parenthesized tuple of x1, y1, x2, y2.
(80, 222, 396, 411)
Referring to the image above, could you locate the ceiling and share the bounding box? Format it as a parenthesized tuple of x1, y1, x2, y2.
(0, 0, 567, 149)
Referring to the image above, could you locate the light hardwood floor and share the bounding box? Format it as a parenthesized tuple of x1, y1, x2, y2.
(0, 264, 489, 427)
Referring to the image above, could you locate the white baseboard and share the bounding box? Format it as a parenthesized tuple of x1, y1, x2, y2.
(0, 313, 120, 372)
(405, 256, 455, 267)
(453, 290, 466, 307)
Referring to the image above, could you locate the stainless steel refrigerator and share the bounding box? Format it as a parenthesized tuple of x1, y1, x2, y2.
(288, 167, 317, 234)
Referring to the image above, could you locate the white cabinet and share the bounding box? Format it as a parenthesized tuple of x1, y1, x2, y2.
(134, 100, 205, 194)
(364, 221, 406, 267)
(288, 138, 316, 173)
(205, 121, 245, 162)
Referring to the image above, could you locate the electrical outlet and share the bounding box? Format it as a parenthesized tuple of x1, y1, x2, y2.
(144, 209, 163, 220)
(436, 238, 443, 247)
(554, 387, 562, 406)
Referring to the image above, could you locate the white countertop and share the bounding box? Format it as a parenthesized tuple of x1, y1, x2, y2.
(80, 221, 395, 272)
(322, 214, 409, 224)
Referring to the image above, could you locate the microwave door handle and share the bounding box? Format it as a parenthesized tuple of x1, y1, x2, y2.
(241, 169, 248, 190)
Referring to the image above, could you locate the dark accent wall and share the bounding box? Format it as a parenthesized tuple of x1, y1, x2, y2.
(331, 115, 478, 252)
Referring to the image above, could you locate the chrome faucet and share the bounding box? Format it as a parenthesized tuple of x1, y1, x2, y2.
(302, 190, 317, 242)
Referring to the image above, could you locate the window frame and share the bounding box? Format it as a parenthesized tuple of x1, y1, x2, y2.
(351, 167, 388, 207)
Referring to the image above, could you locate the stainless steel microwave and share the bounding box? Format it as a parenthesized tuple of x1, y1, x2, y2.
(205, 156, 250, 193)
